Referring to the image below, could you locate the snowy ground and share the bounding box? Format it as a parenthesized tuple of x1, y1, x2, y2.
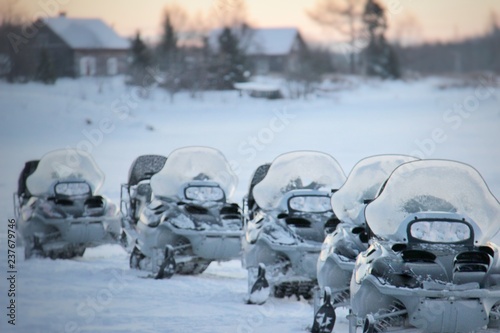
(0, 75, 499, 332)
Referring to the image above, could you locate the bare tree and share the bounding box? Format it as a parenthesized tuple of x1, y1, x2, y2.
(390, 12, 422, 47)
(0, 0, 27, 26)
(211, 0, 249, 28)
(308, 0, 365, 73)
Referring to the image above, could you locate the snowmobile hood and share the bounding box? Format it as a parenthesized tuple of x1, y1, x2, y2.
(365, 159, 500, 244)
(331, 154, 418, 226)
(151, 146, 237, 201)
(26, 149, 104, 196)
(253, 151, 346, 211)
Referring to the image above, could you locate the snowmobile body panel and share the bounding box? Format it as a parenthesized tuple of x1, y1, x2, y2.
(127, 147, 242, 276)
(243, 152, 347, 303)
(244, 234, 322, 281)
(135, 219, 241, 261)
(15, 149, 121, 258)
(350, 160, 500, 332)
(317, 223, 367, 294)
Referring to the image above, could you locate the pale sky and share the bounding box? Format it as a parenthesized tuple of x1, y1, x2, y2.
(9, 0, 500, 44)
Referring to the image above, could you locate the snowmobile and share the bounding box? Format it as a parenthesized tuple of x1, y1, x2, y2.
(242, 151, 347, 304)
(129, 147, 242, 279)
(351, 160, 500, 333)
(313, 155, 418, 333)
(120, 154, 167, 249)
(14, 149, 121, 259)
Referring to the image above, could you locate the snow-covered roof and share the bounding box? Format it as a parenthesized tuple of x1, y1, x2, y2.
(41, 16, 130, 50)
(209, 27, 301, 56)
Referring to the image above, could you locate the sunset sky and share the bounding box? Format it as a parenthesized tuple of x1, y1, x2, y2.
(9, 0, 500, 44)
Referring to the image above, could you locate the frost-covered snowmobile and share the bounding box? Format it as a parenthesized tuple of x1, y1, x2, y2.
(242, 151, 346, 304)
(14, 149, 121, 259)
(129, 147, 242, 279)
(313, 155, 418, 332)
(120, 154, 167, 249)
(351, 160, 500, 333)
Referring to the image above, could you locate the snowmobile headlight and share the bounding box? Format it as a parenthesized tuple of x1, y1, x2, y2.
(54, 182, 91, 197)
(410, 220, 471, 243)
(185, 186, 224, 202)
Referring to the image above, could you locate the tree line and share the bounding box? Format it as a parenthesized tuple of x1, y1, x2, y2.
(0, 0, 498, 91)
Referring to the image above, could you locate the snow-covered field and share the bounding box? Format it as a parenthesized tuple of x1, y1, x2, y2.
(0, 75, 499, 332)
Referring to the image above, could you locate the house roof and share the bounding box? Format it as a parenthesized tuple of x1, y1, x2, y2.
(209, 27, 301, 56)
(41, 16, 130, 50)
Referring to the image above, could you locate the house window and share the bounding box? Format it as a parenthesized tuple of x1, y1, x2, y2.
(255, 58, 270, 74)
(79, 56, 96, 76)
(107, 57, 118, 75)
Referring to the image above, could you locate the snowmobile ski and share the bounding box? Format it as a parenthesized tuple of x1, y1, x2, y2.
(155, 245, 176, 279)
(312, 287, 336, 333)
(248, 263, 270, 304)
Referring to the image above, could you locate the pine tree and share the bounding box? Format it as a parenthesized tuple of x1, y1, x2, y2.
(362, 0, 400, 79)
(129, 31, 153, 86)
(213, 27, 247, 89)
(157, 14, 178, 71)
(36, 47, 56, 84)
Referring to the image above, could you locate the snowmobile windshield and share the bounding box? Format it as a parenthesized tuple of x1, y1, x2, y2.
(151, 147, 237, 201)
(365, 160, 500, 244)
(26, 149, 104, 196)
(332, 155, 418, 226)
(253, 151, 346, 211)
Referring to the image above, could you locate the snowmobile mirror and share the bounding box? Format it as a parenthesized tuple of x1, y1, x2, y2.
(277, 212, 289, 219)
(352, 227, 364, 234)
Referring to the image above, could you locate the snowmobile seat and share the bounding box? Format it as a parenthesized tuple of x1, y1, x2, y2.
(128, 155, 167, 186)
(247, 163, 271, 213)
(17, 160, 40, 202)
(136, 183, 153, 201)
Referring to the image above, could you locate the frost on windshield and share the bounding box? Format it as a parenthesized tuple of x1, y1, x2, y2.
(365, 160, 500, 244)
(26, 149, 104, 196)
(253, 151, 346, 210)
(289, 195, 332, 213)
(151, 147, 237, 200)
(331, 155, 418, 225)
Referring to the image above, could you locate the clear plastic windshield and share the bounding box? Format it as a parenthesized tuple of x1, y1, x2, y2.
(150, 147, 237, 200)
(365, 160, 500, 243)
(332, 155, 418, 225)
(253, 151, 346, 210)
(26, 149, 104, 196)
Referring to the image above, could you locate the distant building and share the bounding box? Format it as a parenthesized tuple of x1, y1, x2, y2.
(34, 14, 130, 77)
(209, 27, 308, 75)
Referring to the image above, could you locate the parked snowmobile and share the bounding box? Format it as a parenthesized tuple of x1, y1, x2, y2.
(351, 160, 500, 333)
(129, 147, 242, 279)
(14, 149, 121, 259)
(242, 151, 346, 304)
(120, 154, 167, 249)
(313, 155, 418, 332)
